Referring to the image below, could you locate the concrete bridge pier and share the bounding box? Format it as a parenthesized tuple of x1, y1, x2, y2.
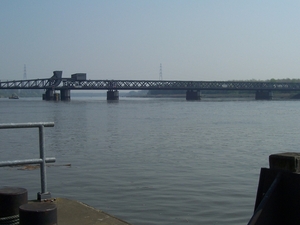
(43, 89, 60, 101)
(60, 89, 70, 101)
(43, 89, 54, 101)
(107, 90, 119, 100)
(186, 90, 201, 101)
(255, 90, 272, 100)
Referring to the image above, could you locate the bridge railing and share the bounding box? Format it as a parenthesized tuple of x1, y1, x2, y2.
(0, 122, 56, 200)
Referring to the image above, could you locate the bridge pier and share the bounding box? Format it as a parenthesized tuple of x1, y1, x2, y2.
(255, 90, 272, 100)
(60, 89, 71, 101)
(107, 90, 119, 100)
(43, 89, 54, 101)
(42, 89, 60, 101)
(186, 90, 201, 101)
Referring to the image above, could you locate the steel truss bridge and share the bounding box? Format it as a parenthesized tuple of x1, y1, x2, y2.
(1, 77, 300, 92)
(1, 71, 300, 100)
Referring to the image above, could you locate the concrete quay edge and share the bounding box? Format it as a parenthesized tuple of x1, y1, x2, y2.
(42, 197, 133, 225)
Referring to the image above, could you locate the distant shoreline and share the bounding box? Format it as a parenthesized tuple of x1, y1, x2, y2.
(1, 90, 299, 99)
(126, 92, 299, 99)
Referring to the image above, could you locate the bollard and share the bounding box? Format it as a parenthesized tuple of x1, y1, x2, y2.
(269, 152, 300, 172)
(0, 187, 28, 225)
(248, 152, 300, 225)
(19, 202, 57, 225)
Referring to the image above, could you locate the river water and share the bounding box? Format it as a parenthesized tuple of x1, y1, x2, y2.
(0, 96, 299, 224)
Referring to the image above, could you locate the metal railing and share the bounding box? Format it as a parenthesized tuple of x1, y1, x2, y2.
(0, 122, 56, 200)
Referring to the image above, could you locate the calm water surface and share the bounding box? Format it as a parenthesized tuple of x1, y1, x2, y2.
(1, 97, 300, 224)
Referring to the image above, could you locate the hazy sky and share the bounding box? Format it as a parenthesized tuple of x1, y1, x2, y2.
(1, 1, 300, 81)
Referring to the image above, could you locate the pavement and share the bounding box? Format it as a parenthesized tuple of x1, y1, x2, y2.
(51, 198, 132, 225)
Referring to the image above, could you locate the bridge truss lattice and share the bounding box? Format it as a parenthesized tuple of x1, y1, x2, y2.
(1, 78, 300, 91)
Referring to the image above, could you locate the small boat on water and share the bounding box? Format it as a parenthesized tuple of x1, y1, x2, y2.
(9, 94, 19, 99)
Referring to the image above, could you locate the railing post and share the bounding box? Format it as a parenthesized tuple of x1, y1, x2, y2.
(37, 125, 51, 200)
(0, 122, 55, 201)
(39, 125, 46, 194)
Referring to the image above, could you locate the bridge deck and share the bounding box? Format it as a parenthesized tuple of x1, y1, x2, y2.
(1, 77, 300, 91)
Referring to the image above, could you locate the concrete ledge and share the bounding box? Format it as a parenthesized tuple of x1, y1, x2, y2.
(53, 198, 132, 225)
(269, 152, 300, 173)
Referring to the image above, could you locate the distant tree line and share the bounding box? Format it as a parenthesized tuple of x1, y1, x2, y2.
(0, 89, 44, 98)
(267, 78, 300, 83)
(147, 89, 255, 96)
(229, 78, 300, 83)
(147, 78, 300, 96)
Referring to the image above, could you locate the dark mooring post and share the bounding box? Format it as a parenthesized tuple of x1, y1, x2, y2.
(107, 90, 119, 100)
(186, 90, 200, 101)
(19, 203, 57, 225)
(0, 187, 28, 223)
(255, 90, 272, 100)
(248, 152, 300, 225)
